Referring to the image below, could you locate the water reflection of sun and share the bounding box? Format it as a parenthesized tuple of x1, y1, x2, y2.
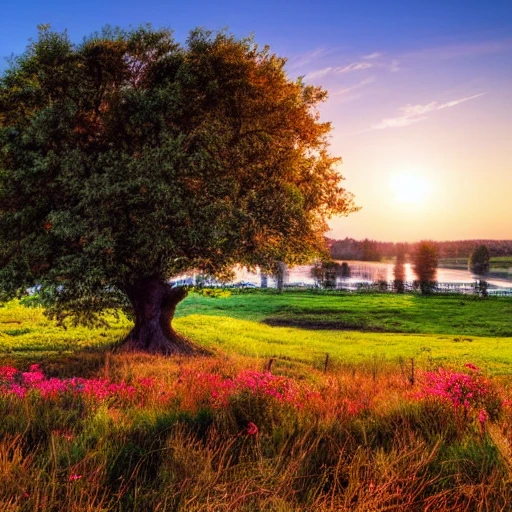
(389, 174, 430, 204)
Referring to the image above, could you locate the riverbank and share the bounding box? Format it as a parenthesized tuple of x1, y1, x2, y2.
(439, 258, 512, 281)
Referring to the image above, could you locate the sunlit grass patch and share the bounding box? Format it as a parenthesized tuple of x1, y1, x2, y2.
(0, 301, 130, 366)
(1, 294, 512, 376)
(177, 290, 512, 337)
(175, 314, 512, 375)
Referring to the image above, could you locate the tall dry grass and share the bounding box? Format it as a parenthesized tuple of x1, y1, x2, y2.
(0, 353, 511, 510)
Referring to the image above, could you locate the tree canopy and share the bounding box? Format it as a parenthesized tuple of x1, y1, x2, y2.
(412, 241, 438, 295)
(0, 25, 357, 352)
(468, 245, 490, 275)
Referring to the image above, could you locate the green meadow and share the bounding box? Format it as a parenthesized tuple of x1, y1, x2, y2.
(2, 291, 512, 510)
(2, 291, 512, 375)
(177, 291, 512, 375)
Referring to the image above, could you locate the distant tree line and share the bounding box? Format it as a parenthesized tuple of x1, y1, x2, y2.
(315, 239, 495, 296)
(328, 238, 512, 261)
(328, 238, 384, 261)
(434, 240, 512, 259)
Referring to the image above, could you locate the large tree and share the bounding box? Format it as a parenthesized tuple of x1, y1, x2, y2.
(0, 25, 357, 353)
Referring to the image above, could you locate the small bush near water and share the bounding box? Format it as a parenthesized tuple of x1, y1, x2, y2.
(1, 355, 512, 511)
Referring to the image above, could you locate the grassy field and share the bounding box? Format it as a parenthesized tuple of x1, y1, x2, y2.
(2, 291, 512, 374)
(177, 290, 512, 336)
(174, 290, 512, 375)
(1, 292, 512, 510)
(491, 256, 512, 270)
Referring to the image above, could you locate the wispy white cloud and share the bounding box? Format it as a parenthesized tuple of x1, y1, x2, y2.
(305, 61, 373, 80)
(362, 52, 383, 60)
(401, 102, 438, 117)
(437, 93, 486, 109)
(304, 67, 334, 80)
(332, 77, 376, 97)
(372, 115, 426, 130)
(360, 51, 400, 72)
(390, 59, 400, 72)
(286, 48, 328, 70)
(336, 62, 374, 73)
(372, 93, 486, 130)
(295, 38, 510, 82)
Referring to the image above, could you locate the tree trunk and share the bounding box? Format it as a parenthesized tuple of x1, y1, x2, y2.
(123, 278, 197, 355)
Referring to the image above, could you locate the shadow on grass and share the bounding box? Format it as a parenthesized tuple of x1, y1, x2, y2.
(263, 316, 386, 331)
(40, 336, 213, 378)
(38, 340, 124, 378)
(1, 331, 213, 379)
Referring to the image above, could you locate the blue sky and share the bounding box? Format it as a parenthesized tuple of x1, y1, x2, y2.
(3, 1, 511, 58)
(2, 0, 512, 241)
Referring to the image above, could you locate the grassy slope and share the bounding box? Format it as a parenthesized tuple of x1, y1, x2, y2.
(2, 290, 511, 374)
(176, 314, 512, 374)
(173, 291, 512, 374)
(0, 301, 130, 373)
(177, 290, 512, 336)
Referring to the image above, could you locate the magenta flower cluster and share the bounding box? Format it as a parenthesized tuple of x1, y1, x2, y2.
(0, 365, 316, 410)
(0, 365, 136, 401)
(181, 369, 316, 409)
(418, 365, 490, 412)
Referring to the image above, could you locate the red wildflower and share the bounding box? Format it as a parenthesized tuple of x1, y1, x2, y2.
(0, 366, 18, 382)
(246, 422, 259, 435)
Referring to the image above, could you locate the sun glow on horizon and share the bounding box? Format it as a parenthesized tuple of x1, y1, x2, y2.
(389, 173, 431, 205)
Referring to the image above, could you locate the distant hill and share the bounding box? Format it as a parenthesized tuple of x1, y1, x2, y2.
(328, 238, 512, 260)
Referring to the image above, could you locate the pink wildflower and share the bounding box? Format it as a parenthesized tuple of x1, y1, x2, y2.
(22, 368, 45, 385)
(34, 378, 69, 398)
(136, 377, 155, 388)
(9, 384, 26, 398)
(418, 368, 489, 413)
(478, 409, 489, 425)
(246, 422, 259, 435)
(69, 474, 82, 482)
(234, 370, 302, 406)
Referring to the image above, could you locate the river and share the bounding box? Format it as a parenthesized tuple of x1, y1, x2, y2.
(233, 260, 512, 290)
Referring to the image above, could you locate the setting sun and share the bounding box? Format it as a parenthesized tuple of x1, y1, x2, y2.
(389, 173, 430, 204)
